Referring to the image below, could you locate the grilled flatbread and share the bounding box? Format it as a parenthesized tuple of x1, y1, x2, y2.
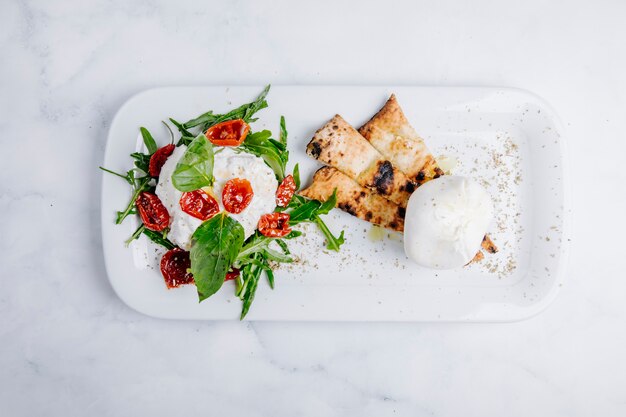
(359, 94, 443, 186)
(300, 166, 404, 232)
(306, 114, 415, 208)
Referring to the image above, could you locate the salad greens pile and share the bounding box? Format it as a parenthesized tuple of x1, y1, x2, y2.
(101, 85, 345, 319)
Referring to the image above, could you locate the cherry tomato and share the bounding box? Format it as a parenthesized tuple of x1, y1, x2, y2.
(179, 189, 220, 221)
(225, 268, 240, 281)
(205, 119, 250, 146)
(258, 212, 291, 237)
(276, 175, 297, 207)
(160, 248, 194, 289)
(222, 178, 254, 214)
(149, 144, 175, 177)
(136, 192, 170, 231)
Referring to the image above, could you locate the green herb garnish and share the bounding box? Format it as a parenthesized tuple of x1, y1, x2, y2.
(140, 127, 158, 154)
(183, 85, 270, 131)
(171, 133, 215, 192)
(240, 130, 288, 181)
(190, 213, 245, 302)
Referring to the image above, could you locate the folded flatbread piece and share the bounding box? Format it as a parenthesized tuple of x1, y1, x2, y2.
(306, 114, 415, 208)
(300, 166, 405, 232)
(359, 94, 444, 186)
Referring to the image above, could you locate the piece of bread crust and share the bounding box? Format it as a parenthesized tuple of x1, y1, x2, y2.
(299, 166, 405, 232)
(359, 94, 443, 186)
(306, 114, 416, 208)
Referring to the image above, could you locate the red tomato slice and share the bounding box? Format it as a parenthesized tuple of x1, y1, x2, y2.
(276, 175, 296, 207)
(222, 178, 254, 214)
(258, 212, 291, 237)
(149, 144, 175, 177)
(225, 268, 240, 281)
(160, 248, 194, 289)
(205, 119, 250, 146)
(136, 192, 170, 231)
(179, 190, 220, 221)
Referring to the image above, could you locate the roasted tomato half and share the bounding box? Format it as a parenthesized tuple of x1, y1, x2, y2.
(275, 175, 296, 207)
(258, 212, 291, 237)
(205, 119, 250, 146)
(225, 268, 240, 281)
(136, 192, 170, 231)
(222, 178, 254, 214)
(179, 189, 220, 221)
(160, 248, 194, 289)
(149, 144, 175, 177)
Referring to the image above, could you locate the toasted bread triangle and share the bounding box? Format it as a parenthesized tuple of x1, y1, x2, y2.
(359, 94, 443, 186)
(300, 167, 405, 232)
(306, 114, 416, 208)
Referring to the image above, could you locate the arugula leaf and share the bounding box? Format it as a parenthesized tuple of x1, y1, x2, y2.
(172, 133, 214, 192)
(292, 163, 301, 189)
(99, 166, 133, 185)
(162, 121, 175, 144)
(183, 85, 271, 131)
(286, 189, 345, 252)
(125, 224, 146, 246)
(191, 213, 245, 302)
(279, 115, 287, 145)
(234, 233, 293, 266)
(99, 166, 153, 224)
(143, 228, 176, 250)
(114, 175, 151, 224)
(288, 200, 322, 224)
(130, 152, 151, 174)
(169, 117, 193, 137)
(317, 189, 338, 215)
(265, 263, 275, 289)
(240, 130, 287, 180)
(315, 217, 345, 251)
(239, 257, 263, 319)
(140, 127, 158, 154)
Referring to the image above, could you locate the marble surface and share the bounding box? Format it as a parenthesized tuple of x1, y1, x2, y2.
(2, 0, 625, 415)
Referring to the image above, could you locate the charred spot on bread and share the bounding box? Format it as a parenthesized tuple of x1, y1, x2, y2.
(397, 206, 406, 219)
(308, 141, 322, 159)
(373, 161, 394, 195)
(338, 202, 357, 216)
(365, 211, 373, 220)
(402, 181, 416, 194)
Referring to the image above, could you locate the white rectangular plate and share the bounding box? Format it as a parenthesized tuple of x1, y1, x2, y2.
(101, 86, 569, 321)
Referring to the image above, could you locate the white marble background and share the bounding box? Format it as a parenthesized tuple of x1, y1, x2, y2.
(2, 0, 625, 416)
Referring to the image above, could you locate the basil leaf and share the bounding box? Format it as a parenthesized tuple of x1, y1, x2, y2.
(191, 213, 245, 302)
(172, 133, 214, 192)
(140, 127, 158, 154)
